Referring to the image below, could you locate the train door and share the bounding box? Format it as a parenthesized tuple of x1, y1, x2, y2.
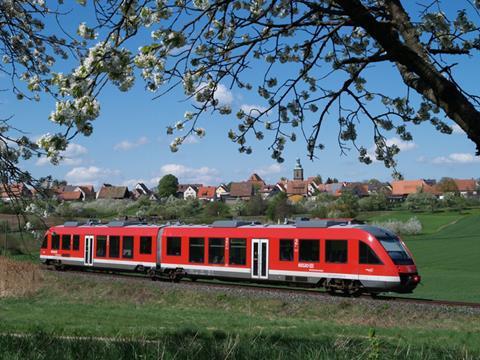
(84, 235, 94, 266)
(251, 239, 268, 280)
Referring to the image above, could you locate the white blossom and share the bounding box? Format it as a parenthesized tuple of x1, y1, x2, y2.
(77, 22, 98, 40)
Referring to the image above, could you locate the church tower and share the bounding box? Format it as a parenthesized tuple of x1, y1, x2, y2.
(293, 158, 304, 181)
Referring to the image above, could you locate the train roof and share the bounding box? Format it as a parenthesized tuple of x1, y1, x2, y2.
(52, 219, 398, 237)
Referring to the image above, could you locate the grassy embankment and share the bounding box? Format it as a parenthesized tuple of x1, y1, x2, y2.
(0, 255, 479, 359)
(1, 208, 480, 358)
(361, 208, 480, 302)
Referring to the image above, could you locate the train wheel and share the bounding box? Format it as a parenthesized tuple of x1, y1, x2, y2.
(325, 281, 336, 295)
(148, 269, 157, 281)
(342, 281, 361, 297)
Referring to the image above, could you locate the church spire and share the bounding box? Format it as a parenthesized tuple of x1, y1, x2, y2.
(293, 158, 304, 181)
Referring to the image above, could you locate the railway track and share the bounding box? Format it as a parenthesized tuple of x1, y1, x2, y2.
(44, 267, 480, 310)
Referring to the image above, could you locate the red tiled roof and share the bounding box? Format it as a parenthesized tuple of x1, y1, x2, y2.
(0, 183, 32, 199)
(391, 180, 439, 196)
(59, 191, 83, 201)
(247, 173, 266, 186)
(454, 179, 477, 192)
(78, 185, 95, 194)
(343, 182, 369, 196)
(230, 182, 253, 197)
(97, 186, 129, 199)
(197, 186, 216, 199)
(286, 180, 308, 195)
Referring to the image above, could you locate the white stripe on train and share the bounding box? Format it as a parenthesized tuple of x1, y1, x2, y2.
(40, 256, 400, 282)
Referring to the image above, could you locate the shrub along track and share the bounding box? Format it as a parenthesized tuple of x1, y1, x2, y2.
(44, 267, 480, 311)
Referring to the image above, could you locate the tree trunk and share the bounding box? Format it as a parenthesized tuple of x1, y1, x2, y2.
(335, 0, 480, 155)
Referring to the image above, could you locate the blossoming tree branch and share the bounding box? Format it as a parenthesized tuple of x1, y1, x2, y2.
(2, 0, 480, 193)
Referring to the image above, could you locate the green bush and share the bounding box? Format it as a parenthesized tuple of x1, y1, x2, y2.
(405, 192, 438, 212)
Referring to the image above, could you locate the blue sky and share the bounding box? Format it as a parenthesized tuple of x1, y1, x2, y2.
(2, 2, 480, 189)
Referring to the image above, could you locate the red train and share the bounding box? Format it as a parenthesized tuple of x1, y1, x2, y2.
(40, 219, 421, 295)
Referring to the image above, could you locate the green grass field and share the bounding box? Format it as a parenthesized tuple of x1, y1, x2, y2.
(1, 270, 479, 358)
(364, 209, 480, 302)
(1, 208, 479, 358)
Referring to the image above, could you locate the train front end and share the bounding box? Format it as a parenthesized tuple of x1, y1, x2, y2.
(375, 231, 421, 293)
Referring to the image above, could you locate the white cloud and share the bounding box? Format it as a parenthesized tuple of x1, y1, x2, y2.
(114, 136, 149, 151)
(65, 166, 120, 185)
(240, 104, 269, 116)
(213, 84, 233, 105)
(254, 164, 283, 177)
(431, 153, 480, 165)
(451, 124, 465, 134)
(158, 163, 221, 185)
(385, 137, 417, 151)
(416, 155, 427, 163)
(36, 143, 88, 167)
(197, 83, 233, 106)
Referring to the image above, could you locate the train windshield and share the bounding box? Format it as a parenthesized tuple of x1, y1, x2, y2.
(377, 236, 414, 265)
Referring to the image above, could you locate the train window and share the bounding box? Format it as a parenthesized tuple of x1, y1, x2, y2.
(51, 234, 60, 250)
(326, 240, 348, 263)
(96, 236, 107, 257)
(359, 242, 382, 265)
(41, 235, 48, 249)
(229, 238, 246, 265)
(61, 235, 71, 250)
(109, 236, 120, 258)
(122, 236, 134, 258)
(279, 239, 294, 261)
(189, 238, 204, 263)
(73, 235, 80, 251)
(377, 235, 414, 265)
(299, 239, 319, 262)
(166, 237, 181, 256)
(140, 236, 152, 255)
(208, 238, 225, 264)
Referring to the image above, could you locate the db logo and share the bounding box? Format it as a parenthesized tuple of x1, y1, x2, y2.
(298, 263, 314, 269)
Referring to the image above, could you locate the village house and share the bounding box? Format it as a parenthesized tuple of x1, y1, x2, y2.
(197, 186, 217, 201)
(453, 179, 478, 197)
(177, 184, 202, 198)
(96, 184, 130, 200)
(390, 179, 440, 201)
(58, 185, 95, 201)
(247, 173, 266, 190)
(258, 184, 280, 199)
(0, 183, 32, 202)
(215, 184, 229, 200)
(183, 185, 198, 200)
(227, 182, 254, 202)
(340, 182, 370, 197)
(130, 183, 153, 200)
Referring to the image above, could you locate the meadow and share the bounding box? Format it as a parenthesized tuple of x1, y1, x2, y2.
(1, 264, 480, 359)
(362, 209, 480, 302)
(1, 208, 479, 358)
